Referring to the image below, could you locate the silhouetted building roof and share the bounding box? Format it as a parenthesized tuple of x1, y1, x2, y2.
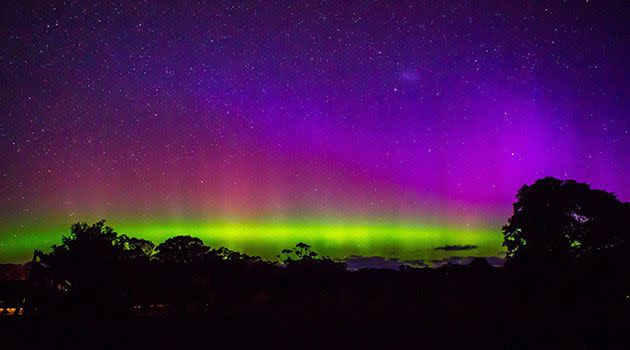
(0, 264, 30, 281)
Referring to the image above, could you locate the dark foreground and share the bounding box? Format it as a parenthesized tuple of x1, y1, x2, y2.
(1, 263, 628, 349)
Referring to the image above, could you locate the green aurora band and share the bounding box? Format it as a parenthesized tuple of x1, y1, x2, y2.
(0, 218, 504, 263)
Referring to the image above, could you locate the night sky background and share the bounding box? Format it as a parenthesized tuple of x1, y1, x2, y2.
(0, 1, 628, 263)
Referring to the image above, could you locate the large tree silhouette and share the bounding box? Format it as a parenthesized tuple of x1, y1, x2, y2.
(503, 177, 629, 265)
(46, 220, 122, 274)
(41, 220, 140, 314)
(45, 220, 156, 269)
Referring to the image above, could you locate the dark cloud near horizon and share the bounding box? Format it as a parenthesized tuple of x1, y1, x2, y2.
(435, 245, 478, 251)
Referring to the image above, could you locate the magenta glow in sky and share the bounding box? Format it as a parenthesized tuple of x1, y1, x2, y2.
(0, 1, 628, 256)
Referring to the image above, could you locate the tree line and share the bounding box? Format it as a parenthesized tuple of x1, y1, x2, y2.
(39, 176, 628, 272)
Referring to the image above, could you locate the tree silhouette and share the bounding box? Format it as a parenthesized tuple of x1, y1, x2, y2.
(278, 242, 346, 271)
(503, 177, 629, 265)
(206, 246, 263, 264)
(45, 220, 158, 268)
(45, 220, 122, 272)
(40, 220, 141, 315)
(278, 242, 319, 264)
(116, 235, 155, 263)
(154, 235, 209, 264)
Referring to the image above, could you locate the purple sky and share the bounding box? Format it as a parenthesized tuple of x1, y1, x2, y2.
(0, 1, 628, 235)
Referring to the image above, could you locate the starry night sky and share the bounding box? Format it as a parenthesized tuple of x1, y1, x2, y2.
(0, 1, 628, 262)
